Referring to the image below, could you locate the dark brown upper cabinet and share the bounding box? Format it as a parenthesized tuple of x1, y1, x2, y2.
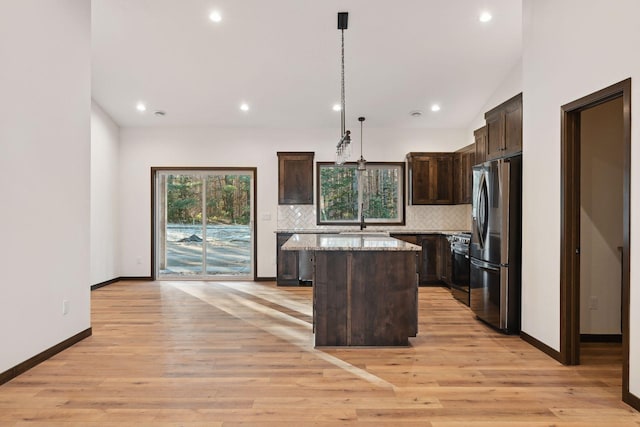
(485, 93, 522, 160)
(407, 152, 454, 205)
(474, 125, 488, 165)
(454, 143, 475, 204)
(277, 152, 314, 204)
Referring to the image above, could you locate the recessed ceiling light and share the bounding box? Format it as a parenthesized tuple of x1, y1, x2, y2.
(431, 104, 441, 112)
(136, 102, 146, 112)
(332, 104, 342, 112)
(240, 103, 249, 112)
(409, 110, 423, 117)
(479, 11, 492, 23)
(209, 11, 222, 23)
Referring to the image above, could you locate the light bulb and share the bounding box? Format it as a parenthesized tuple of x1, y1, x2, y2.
(209, 11, 222, 23)
(479, 12, 492, 23)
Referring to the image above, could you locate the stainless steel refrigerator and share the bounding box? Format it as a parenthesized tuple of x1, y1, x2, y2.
(470, 156, 522, 334)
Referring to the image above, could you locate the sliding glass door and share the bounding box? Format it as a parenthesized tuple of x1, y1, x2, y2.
(154, 169, 255, 280)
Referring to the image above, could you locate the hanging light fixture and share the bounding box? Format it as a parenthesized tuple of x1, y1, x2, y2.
(357, 116, 367, 171)
(335, 12, 351, 165)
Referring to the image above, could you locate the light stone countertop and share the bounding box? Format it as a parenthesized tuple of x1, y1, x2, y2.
(276, 229, 470, 235)
(281, 233, 422, 252)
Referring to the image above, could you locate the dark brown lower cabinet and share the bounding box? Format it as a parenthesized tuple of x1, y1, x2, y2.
(313, 250, 418, 346)
(419, 235, 441, 284)
(276, 233, 299, 285)
(392, 233, 451, 286)
(439, 236, 452, 285)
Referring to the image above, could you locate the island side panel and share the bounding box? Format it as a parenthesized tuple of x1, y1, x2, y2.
(350, 251, 418, 346)
(314, 251, 349, 346)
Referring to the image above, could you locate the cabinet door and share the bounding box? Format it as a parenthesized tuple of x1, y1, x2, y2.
(454, 144, 475, 204)
(419, 235, 440, 284)
(408, 153, 454, 205)
(276, 233, 299, 285)
(484, 93, 522, 160)
(462, 147, 475, 204)
(453, 153, 462, 205)
(408, 155, 432, 205)
(439, 236, 452, 284)
(474, 126, 487, 165)
(429, 154, 454, 204)
(485, 112, 504, 160)
(277, 152, 314, 204)
(503, 95, 523, 156)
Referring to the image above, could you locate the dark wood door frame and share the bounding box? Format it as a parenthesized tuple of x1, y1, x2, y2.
(560, 78, 633, 406)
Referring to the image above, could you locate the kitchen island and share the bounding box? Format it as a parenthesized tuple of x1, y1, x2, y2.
(282, 233, 421, 346)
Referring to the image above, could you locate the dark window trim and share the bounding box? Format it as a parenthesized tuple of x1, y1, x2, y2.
(150, 166, 258, 281)
(316, 161, 406, 226)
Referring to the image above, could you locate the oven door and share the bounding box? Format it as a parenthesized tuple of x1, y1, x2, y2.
(450, 246, 470, 306)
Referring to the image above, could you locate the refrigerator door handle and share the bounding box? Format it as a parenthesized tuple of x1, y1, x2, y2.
(476, 172, 489, 250)
(470, 258, 500, 272)
(499, 159, 511, 266)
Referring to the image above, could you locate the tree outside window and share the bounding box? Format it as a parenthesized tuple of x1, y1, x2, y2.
(317, 162, 405, 225)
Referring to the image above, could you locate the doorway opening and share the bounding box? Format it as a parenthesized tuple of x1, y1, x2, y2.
(560, 78, 631, 404)
(152, 167, 257, 281)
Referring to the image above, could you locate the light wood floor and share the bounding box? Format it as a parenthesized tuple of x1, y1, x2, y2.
(0, 280, 638, 426)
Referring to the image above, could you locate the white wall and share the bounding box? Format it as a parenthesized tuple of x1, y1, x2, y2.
(91, 101, 120, 285)
(580, 98, 623, 334)
(119, 127, 467, 278)
(467, 59, 523, 143)
(0, 0, 91, 371)
(521, 0, 640, 397)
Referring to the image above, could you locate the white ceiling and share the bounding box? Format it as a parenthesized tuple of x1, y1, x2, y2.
(91, 0, 522, 130)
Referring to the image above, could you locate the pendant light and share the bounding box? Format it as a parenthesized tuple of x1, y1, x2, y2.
(357, 116, 367, 171)
(335, 12, 351, 165)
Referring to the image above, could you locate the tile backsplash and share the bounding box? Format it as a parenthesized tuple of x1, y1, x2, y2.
(278, 204, 471, 231)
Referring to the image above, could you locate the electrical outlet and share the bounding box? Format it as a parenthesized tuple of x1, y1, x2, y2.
(589, 296, 598, 310)
(136, 257, 142, 265)
(62, 299, 69, 315)
(261, 212, 272, 221)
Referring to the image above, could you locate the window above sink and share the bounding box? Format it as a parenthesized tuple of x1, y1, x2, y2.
(316, 162, 405, 226)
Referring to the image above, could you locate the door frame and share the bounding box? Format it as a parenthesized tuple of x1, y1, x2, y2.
(151, 166, 258, 281)
(560, 78, 631, 402)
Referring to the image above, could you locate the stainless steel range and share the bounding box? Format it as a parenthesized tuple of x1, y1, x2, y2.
(447, 232, 471, 306)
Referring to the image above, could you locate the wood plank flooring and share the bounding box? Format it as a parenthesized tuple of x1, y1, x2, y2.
(0, 280, 638, 426)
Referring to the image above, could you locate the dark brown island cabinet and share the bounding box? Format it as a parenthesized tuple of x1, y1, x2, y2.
(282, 234, 421, 346)
(277, 152, 314, 204)
(485, 93, 522, 160)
